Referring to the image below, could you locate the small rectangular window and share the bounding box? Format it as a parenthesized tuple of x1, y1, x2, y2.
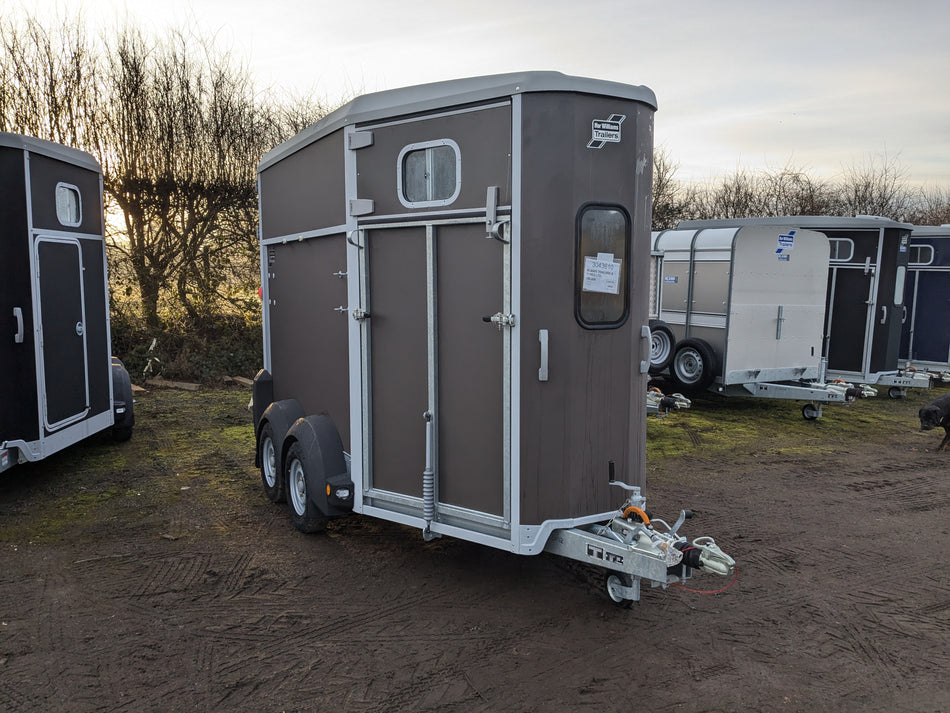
(575, 204, 630, 329)
(829, 237, 854, 262)
(55, 183, 82, 227)
(397, 139, 461, 208)
(909, 244, 934, 266)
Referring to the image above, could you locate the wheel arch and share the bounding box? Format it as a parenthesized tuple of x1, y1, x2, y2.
(257, 398, 306, 469)
(284, 413, 352, 518)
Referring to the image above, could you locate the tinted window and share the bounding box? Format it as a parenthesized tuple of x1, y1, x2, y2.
(829, 238, 854, 262)
(398, 140, 460, 207)
(575, 204, 630, 328)
(909, 244, 934, 266)
(56, 183, 82, 227)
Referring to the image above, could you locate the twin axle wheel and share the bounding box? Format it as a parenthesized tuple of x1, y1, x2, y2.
(258, 414, 348, 535)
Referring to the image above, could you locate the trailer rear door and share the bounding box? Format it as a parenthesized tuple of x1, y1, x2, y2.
(33, 236, 90, 430)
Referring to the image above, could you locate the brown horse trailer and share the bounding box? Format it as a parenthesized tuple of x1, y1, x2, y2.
(253, 72, 734, 605)
(1, 133, 134, 475)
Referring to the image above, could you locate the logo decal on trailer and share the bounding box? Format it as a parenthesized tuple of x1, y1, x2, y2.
(587, 114, 626, 149)
(775, 229, 796, 254)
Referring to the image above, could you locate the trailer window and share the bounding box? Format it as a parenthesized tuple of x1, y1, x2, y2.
(397, 139, 461, 208)
(829, 238, 853, 262)
(575, 204, 630, 329)
(909, 244, 934, 266)
(55, 183, 82, 227)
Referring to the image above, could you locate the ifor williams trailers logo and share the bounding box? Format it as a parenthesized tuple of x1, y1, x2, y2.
(587, 114, 625, 149)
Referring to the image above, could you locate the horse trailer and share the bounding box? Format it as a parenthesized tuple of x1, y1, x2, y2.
(1, 133, 134, 474)
(678, 216, 930, 396)
(649, 224, 871, 418)
(253, 72, 734, 604)
(900, 225, 950, 375)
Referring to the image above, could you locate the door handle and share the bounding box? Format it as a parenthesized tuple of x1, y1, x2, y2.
(880, 305, 887, 325)
(538, 329, 549, 382)
(13, 307, 24, 343)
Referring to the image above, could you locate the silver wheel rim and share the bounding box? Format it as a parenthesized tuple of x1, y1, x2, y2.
(289, 458, 307, 516)
(675, 348, 703, 383)
(262, 436, 277, 488)
(651, 332, 672, 365)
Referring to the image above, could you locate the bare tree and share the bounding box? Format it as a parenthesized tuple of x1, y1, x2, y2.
(652, 145, 698, 230)
(905, 185, 950, 226)
(0, 13, 100, 149)
(836, 151, 912, 219)
(95, 26, 321, 328)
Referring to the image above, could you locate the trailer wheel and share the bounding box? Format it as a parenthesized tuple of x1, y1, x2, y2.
(801, 404, 821, 421)
(669, 338, 717, 393)
(648, 320, 675, 374)
(258, 422, 285, 503)
(286, 441, 329, 533)
(604, 572, 634, 608)
(887, 386, 905, 399)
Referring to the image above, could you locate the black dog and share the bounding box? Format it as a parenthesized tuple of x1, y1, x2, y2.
(918, 393, 950, 452)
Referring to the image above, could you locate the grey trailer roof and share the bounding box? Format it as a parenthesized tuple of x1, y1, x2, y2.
(677, 215, 913, 231)
(0, 132, 101, 173)
(911, 224, 950, 237)
(259, 71, 657, 172)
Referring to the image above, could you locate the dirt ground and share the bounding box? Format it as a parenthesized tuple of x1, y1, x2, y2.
(1, 383, 948, 713)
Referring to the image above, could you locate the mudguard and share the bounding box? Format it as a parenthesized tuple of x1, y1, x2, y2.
(256, 397, 305, 469)
(110, 357, 135, 439)
(285, 414, 353, 517)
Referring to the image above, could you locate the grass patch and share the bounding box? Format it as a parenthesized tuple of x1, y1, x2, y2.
(646, 385, 944, 462)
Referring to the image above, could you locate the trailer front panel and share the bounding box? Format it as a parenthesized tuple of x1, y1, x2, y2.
(256, 73, 657, 554)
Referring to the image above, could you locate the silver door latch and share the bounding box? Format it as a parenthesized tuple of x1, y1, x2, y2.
(483, 312, 516, 330)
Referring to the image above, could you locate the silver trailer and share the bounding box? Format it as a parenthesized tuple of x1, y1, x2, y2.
(650, 224, 872, 418)
(1, 133, 134, 474)
(253, 72, 734, 605)
(678, 216, 931, 397)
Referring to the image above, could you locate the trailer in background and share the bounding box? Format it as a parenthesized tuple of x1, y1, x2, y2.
(649, 224, 872, 418)
(1, 133, 134, 474)
(677, 216, 930, 397)
(900, 225, 950, 378)
(254, 72, 734, 605)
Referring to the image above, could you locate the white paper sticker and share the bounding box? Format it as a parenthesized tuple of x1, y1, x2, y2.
(583, 253, 621, 294)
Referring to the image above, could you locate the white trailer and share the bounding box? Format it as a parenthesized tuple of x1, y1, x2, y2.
(650, 224, 874, 418)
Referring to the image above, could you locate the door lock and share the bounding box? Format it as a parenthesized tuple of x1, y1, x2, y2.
(482, 313, 516, 330)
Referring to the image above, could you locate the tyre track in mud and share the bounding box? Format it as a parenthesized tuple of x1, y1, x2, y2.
(2, 387, 949, 712)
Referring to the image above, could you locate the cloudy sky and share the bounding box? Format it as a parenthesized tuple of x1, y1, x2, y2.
(25, 0, 950, 185)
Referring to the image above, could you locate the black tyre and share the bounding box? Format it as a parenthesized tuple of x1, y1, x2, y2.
(648, 320, 675, 375)
(887, 386, 905, 399)
(802, 403, 820, 421)
(258, 422, 285, 503)
(110, 357, 135, 441)
(669, 338, 717, 393)
(604, 572, 635, 608)
(285, 441, 329, 534)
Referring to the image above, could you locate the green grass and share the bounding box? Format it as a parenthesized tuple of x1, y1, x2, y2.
(646, 384, 944, 461)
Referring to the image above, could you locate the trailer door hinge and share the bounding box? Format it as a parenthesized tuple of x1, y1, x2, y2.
(352, 308, 370, 321)
(349, 198, 375, 217)
(348, 131, 374, 150)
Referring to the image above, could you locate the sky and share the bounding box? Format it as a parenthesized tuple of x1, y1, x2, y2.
(19, 0, 950, 186)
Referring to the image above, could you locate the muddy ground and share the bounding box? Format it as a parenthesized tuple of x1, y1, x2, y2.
(1, 383, 948, 713)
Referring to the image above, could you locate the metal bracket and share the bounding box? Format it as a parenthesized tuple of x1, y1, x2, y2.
(352, 309, 370, 322)
(485, 186, 510, 243)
